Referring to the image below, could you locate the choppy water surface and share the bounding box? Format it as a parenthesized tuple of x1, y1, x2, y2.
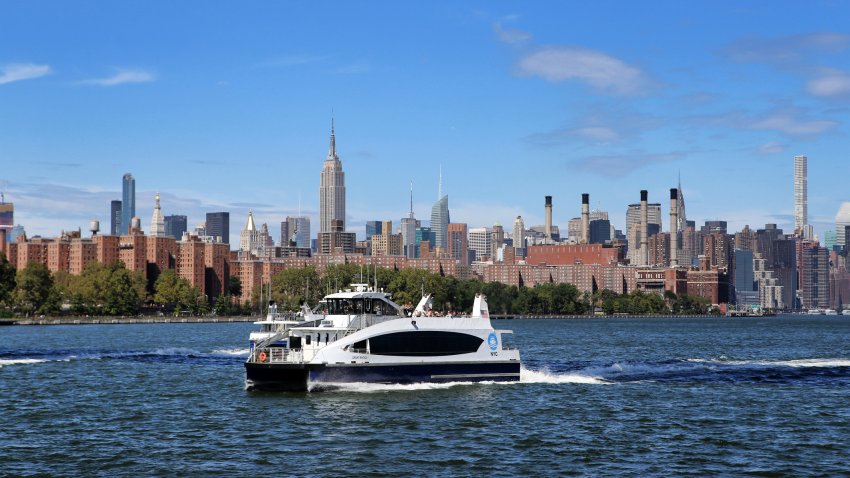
(2, 316, 850, 476)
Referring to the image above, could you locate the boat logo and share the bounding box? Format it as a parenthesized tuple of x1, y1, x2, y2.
(487, 332, 498, 351)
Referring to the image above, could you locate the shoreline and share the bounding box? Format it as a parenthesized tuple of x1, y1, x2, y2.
(0, 314, 743, 326)
(2, 316, 259, 326)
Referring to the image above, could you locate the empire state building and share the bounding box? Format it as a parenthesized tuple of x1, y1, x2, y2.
(319, 119, 346, 233)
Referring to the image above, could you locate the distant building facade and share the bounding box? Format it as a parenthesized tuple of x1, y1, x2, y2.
(205, 212, 230, 244)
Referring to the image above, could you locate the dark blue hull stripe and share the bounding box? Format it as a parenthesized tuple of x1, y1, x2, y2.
(245, 361, 521, 391)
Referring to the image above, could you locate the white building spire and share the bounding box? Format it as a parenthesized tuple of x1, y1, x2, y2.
(149, 192, 165, 237)
(328, 116, 337, 161)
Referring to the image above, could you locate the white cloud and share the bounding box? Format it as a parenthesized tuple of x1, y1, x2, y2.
(493, 22, 532, 44)
(573, 152, 684, 177)
(79, 69, 155, 86)
(757, 141, 786, 154)
(725, 32, 850, 63)
(569, 126, 619, 142)
(751, 113, 837, 137)
(0, 63, 51, 85)
(517, 46, 649, 95)
(807, 68, 850, 97)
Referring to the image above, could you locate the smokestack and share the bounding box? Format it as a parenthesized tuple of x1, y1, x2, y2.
(640, 190, 648, 266)
(544, 196, 552, 242)
(670, 188, 678, 267)
(581, 193, 590, 244)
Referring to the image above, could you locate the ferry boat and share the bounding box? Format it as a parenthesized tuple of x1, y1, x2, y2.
(245, 284, 521, 391)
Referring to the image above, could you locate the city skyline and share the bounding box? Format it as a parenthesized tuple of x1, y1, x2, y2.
(2, 2, 849, 242)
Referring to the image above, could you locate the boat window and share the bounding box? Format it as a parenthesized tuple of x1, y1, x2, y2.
(347, 339, 368, 353)
(305, 335, 311, 345)
(354, 299, 364, 314)
(368, 331, 483, 356)
(364, 299, 373, 314)
(290, 336, 302, 349)
(374, 300, 383, 316)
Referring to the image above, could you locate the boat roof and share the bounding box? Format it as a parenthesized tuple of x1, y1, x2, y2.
(323, 283, 394, 300)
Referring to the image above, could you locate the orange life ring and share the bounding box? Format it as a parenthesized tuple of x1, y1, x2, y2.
(258, 352, 267, 362)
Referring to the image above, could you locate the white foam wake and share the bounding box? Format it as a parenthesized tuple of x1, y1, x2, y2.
(688, 358, 850, 368)
(520, 367, 610, 385)
(0, 358, 55, 368)
(210, 348, 250, 357)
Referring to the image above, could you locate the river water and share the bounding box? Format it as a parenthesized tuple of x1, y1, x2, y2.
(2, 316, 849, 476)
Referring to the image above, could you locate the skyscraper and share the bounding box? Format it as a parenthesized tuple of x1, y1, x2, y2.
(513, 216, 526, 257)
(835, 202, 850, 248)
(121, 173, 135, 235)
(206, 212, 230, 244)
(281, 216, 310, 249)
(794, 155, 809, 237)
(0, 194, 11, 256)
(430, 169, 450, 251)
(625, 202, 661, 265)
(400, 182, 417, 259)
(240, 210, 267, 255)
(491, 223, 504, 261)
(110, 200, 122, 236)
(319, 119, 346, 233)
(164, 215, 187, 240)
(447, 223, 469, 265)
(468, 227, 491, 262)
(365, 221, 382, 241)
(149, 193, 165, 237)
(430, 195, 449, 251)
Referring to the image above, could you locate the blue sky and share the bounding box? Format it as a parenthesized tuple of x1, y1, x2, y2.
(2, 1, 849, 244)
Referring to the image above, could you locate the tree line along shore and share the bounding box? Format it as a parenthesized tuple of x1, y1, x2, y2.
(0, 252, 713, 320)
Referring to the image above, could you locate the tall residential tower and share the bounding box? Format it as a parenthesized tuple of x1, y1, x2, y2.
(121, 173, 135, 235)
(794, 155, 810, 238)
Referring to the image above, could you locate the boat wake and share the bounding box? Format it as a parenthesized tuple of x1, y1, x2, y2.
(0, 358, 60, 368)
(519, 367, 610, 385)
(0, 347, 249, 368)
(537, 357, 850, 385)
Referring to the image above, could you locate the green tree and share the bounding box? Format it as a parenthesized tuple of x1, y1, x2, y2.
(154, 269, 201, 313)
(103, 266, 142, 315)
(214, 294, 233, 316)
(228, 276, 242, 297)
(270, 266, 322, 311)
(13, 263, 54, 315)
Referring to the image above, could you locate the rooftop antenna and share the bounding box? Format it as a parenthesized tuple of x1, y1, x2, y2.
(438, 165, 442, 199)
(409, 180, 414, 217)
